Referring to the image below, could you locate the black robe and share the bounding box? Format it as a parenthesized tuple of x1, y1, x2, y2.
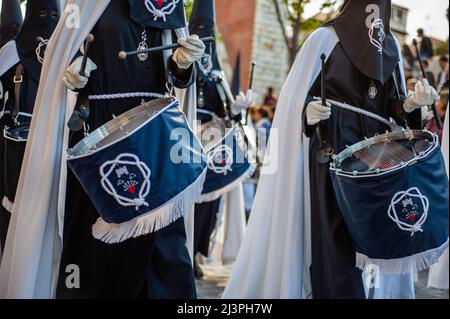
(303, 43, 421, 299)
(55, 0, 196, 299)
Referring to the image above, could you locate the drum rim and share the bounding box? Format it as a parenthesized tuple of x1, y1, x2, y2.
(330, 129, 439, 178)
(67, 97, 177, 160)
(3, 115, 31, 143)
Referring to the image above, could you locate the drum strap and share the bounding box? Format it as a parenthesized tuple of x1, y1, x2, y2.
(12, 64, 24, 120)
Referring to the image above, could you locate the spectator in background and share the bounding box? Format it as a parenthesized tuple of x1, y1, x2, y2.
(407, 78, 418, 93)
(263, 87, 277, 110)
(423, 60, 437, 89)
(417, 28, 434, 58)
(250, 105, 272, 163)
(437, 55, 449, 92)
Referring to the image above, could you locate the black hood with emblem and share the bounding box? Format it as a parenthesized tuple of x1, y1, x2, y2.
(325, 0, 399, 84)
(15, 0, 60, 83)
(0, 0, 23, 47)
(128, 0, 186, 30)
(189, 0, 220, 74)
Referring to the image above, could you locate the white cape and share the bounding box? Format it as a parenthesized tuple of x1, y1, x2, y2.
(223, 27, 415, 299)
(207, 183, 247, 265)
(428, 109, 449, 290)
(0, 0, 197, 298)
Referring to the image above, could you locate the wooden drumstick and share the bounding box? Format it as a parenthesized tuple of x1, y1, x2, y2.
(80, 34, 95, 77)
(248, 62, 256, 90)
(118, 36, 215, 60)
(317, 54, 327, 151)
(413, 39, 442, 130)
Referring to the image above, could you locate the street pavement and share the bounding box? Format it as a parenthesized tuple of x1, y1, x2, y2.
(197, 263, 449, 299)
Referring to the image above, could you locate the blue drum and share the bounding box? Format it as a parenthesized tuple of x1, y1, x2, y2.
(197, 117, 256, 203)
(330, 129, 449, 275)
(67, 98, 207, 244)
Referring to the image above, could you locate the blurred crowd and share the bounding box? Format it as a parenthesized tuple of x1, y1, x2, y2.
(404, 29, 449, 142)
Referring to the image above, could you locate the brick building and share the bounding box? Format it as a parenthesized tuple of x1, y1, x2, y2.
(216, 1, 410, 104)
(216, 0, 289, 104)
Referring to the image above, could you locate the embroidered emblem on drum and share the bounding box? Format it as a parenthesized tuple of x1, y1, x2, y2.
(207, 145, 233, 175)
(368, 18, 386, 54)
(388, 187, 429, 236)
(144, 0, 180, 21)
(100, 153, 151, 211)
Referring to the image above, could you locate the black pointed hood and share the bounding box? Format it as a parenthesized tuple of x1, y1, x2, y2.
(189, 0, 220, 74)
(0, 0, 23, 47)
(231, 52, 241, 96)
(128, 0, 186, 30)
(14, 0, 60, 82)
(325, 0, 399, 84)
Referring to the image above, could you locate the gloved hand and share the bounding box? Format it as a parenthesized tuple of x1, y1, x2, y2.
(306, 99, 332, 126)
(231, 90, 257, 115)
(172, 35, 205, 70)
(62, 56, 97, 91)
(403, 79, 439, 113)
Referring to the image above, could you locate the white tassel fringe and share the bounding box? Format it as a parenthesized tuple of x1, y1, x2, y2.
(356, 239, 449, 275)
(92, 168, 207, 244)
(197, 163, 256, 204)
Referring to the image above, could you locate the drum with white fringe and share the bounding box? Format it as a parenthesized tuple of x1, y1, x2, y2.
(197, 116, 256, 203)
(67, 98, 207, 244)
(330, 129, 449, 275)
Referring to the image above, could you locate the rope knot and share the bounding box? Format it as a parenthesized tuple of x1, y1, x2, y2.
(134, 198, 149, 210)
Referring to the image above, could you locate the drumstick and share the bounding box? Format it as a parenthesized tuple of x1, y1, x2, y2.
(317, 54, 327, 148)
(80, 34, 95, 77)
(412, 39, 442, 129)
(249, 62, 256, 90)
(118, 36, 215, 60)
(245, 62, 256, 124)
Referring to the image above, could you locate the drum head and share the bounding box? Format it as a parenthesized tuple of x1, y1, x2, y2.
(332, 130, 437, 175)
(4, 124, 30, 142)
(69, 98, 176, 157)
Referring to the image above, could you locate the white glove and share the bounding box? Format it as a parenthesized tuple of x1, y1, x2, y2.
(306, 99, 332, 126)
(403, 79, 439, 113)
(231, 90, 257, 115)
(172, 35, 206, 70)
(62, 56, 97, 91)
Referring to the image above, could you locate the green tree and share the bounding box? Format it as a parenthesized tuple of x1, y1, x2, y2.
(272, 0, 338, 67)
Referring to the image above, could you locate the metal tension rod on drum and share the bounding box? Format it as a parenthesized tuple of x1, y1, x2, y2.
(413, 39, 442, 130)
(118, 36, 215, 60)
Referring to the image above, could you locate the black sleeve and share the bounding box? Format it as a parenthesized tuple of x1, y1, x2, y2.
(168, 58, 195, 89)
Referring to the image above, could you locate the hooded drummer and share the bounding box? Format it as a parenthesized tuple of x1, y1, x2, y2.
(189, 0, 255, 278)
(0, 0, 205, 299)
(224, 0, 439, 299)
(0, 0, 60, 251)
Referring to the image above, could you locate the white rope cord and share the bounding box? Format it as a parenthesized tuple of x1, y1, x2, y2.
(100, 153, 152, 211)
(88, 92, 165, 100)
(321, 98, 393, 128)
(144, 0, 180, 22)
(207, 144, 234, 175)
(388, 187, 429, 236)
(35, 38, 49, 64)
